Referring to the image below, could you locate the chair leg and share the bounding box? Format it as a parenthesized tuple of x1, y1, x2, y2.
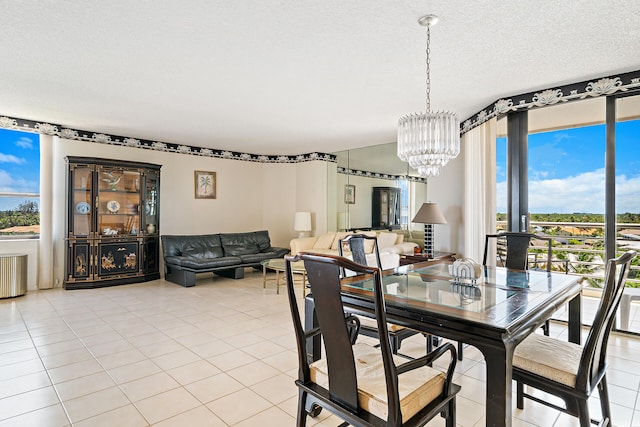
(297, 390, 307, 427)
(446, 397, 456, 427)
(542, 320, 550, 336)
(390, 334, 400, 354)
(598, 377, 612, 426)
(577, 399, 591, 427)
(516, 381, 524, 409)
(457, 341, 464, 361)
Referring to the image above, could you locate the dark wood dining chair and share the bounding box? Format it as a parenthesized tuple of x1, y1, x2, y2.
(513, 250, 636, 427)
(284, 252, 460, 427)
(339, 234, 420, 355)
(483, 231, 554, 335)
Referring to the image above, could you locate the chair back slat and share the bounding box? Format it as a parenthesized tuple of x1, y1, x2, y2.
(483, 232, 554, 272)
(577, 250, 636, 392)
(339, 234, 382, 277)
(303, 259, 359, 410)
(504, 234, 532, 270)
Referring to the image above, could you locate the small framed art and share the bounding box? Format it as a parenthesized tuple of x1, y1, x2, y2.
(344, 184, 355, 204)
(194, 170, 216, 199)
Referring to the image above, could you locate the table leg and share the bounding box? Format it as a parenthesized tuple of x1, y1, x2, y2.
(477, 343, 514, 427)
(568, 293, 582, 344)
(276, 270, 280, 294)
(262, 264, 267, 288)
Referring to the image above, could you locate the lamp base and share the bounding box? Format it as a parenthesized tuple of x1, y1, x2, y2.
(423, 224, 434, 258)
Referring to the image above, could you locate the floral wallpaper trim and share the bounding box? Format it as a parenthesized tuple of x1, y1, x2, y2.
(460, 70, 640, 135)
(338, 167, 426, 183)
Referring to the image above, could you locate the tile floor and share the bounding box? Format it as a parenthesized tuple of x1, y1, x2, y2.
(1, 269, 640, 426)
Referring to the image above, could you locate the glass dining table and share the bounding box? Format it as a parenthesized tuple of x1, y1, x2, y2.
(304, 262, 582, 427)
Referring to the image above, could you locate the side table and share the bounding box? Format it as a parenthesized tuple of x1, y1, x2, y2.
(0, 253, 28, 298)
(261, 258, 307, 295)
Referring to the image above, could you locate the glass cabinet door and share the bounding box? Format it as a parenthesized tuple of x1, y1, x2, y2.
(144, 170, 159, 235)
(97, 167, 142, 237)
(70, 165, 93, 236)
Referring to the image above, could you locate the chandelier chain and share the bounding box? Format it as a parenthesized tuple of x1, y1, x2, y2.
(426, 24, 431, 113)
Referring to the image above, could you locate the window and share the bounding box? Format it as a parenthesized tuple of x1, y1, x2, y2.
(0, 128, 40, 238)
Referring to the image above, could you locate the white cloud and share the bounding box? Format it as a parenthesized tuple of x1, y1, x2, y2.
(0, 153, 26, 164)
(497, 168, 640, 214)
(16, 137, 34, 149)
(0, 169, 37, 193)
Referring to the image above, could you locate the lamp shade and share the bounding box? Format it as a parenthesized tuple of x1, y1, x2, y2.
(294, 212, 312, 232)
(412, 203, 447, 225)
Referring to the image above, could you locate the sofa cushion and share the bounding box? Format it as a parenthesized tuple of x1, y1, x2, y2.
(165, 255, 241, 269)
(220, 233, 260, 255)
(313, 233, 336, 250)
(252, 230, 272, 252)
(161, 234, 223, 258)
(331, 232, 352, 250)
(361, 231, 377, 253)
(378, 232, 400, 250)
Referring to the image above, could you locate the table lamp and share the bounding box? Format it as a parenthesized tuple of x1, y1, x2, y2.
(294, 212, 312, 238)
(412, 202, 447, 258)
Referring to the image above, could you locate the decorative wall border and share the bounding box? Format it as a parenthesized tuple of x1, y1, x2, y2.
(338, 166, 427, 183)
(0, 115, 336, 165)
(460, 70, 640, 135)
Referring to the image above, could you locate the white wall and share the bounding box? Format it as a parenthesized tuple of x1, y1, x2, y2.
(426, 153, 465, 256)
(50, 138, 328, 285)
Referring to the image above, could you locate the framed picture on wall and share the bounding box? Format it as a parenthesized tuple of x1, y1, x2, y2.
(345, 184, 356, 204)
(194, 170, 216, 199)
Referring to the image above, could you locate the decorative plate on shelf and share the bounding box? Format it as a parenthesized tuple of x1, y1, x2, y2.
(106, 200, 120, 213)
(75, 201, 90, 214)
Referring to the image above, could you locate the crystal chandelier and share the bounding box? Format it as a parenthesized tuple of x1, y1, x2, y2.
(397, 15, 460, 177)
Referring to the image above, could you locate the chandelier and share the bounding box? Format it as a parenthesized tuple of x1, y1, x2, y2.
(397, 15, 460, 177)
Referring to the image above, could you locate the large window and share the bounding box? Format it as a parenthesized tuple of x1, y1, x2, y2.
(0, 128, 40, 238)
(495, 95, 640, 332)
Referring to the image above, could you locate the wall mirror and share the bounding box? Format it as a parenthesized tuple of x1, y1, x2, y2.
(331, 142, 428, 234)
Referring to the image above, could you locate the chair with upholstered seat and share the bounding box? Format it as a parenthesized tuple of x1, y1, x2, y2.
(339, 234, 465, 360)
(483, 231, 555, 335)
(339, 234, 421, 354)
(285, 252, 460, 427)
(513, 250, 636, 427)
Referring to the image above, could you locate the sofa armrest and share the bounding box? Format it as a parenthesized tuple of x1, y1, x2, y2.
(290, 237, 318, 255)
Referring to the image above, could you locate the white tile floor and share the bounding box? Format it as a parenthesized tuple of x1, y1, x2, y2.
(1, 269, 640, 426)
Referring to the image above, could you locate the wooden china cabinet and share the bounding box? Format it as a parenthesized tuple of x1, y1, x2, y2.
(64, 157, 161, 289)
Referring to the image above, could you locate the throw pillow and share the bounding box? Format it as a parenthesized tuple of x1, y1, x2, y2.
(377, 232, 399, 250)
(313, 233, 336, 250)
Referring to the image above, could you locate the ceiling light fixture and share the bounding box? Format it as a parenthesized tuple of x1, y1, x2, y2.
(397, 14, 460, 177)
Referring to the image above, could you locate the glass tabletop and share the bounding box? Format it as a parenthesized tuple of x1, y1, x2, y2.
(341, 263, 580, 328)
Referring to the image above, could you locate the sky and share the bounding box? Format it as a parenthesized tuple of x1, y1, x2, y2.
(496, 119, 640, 214)
(0, 128, 40, 211)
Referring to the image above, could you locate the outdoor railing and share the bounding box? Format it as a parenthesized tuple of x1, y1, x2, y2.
(497, 220, 640, 289)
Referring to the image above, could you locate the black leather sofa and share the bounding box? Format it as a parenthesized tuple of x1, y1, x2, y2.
(161, 230, 289, 287)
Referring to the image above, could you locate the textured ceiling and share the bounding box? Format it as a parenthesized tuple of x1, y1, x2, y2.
(1, 1, 639, 155)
